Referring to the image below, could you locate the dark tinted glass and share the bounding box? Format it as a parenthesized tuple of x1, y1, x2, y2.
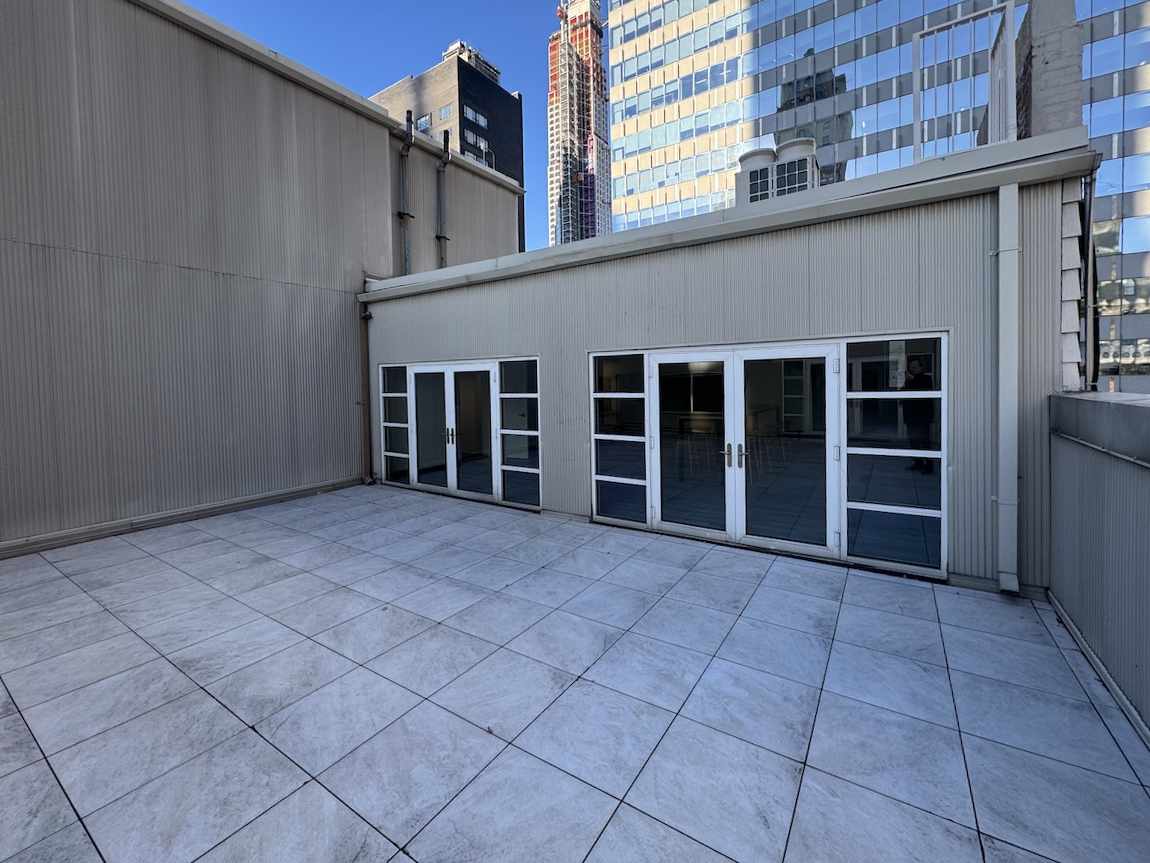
(597, 480, 646, 522)
(503, 471, 540, 506)
(500, 398, 539, 431)
(848, 509, 941, 568)
(847, 399, 941, 451)
(595, 398, 645, 436)
(502, 434, 539, 469)
(595, 355, 645, 393)
(595, 439, 646, 480)
(383, 397, 408, 424)
(848, 455, 941, 509)
(383, 366, 407, 394)
(659, 362, 725, 530)
(500, 360, 538, 394)
(384, 427, 408, 454)
(846, 339, 941, 392)
(455, 370, 493, 496)
(415, 372, 448, 487)
(385, 456, 409, 484)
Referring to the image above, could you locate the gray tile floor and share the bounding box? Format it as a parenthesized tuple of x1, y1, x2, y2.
(2, 485, 1149, 863)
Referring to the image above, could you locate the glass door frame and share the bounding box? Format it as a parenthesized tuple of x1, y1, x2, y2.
(406, 361, 501, 502)
(732, 342, 843, 558)
(646, 348, 739, 543)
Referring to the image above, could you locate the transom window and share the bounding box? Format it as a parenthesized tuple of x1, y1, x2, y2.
(775, 159, 809, 197)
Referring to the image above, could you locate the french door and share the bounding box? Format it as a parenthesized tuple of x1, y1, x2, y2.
(409, 362, 499, 500)
(648, 343, 842, 557)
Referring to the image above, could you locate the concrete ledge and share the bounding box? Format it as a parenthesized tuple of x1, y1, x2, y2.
(1051, 392, 1150, 467)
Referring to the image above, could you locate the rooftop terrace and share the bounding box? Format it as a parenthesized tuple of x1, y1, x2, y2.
(2, 485, 1148, 862)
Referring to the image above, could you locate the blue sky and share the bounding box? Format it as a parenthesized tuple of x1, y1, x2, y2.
(189, 0, 559, 249)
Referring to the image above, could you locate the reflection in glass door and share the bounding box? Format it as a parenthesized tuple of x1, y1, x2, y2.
(652, 356, 733, 534)
(414, 371, 448, 488)
(453, 370, 493, 495)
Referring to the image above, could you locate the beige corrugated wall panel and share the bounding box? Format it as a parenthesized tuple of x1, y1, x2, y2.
(1018, 182, 1066, 588)
(370, 194, 1008, 580)
(0, 0, 402, 546)
(1050, 435, 1150, 722)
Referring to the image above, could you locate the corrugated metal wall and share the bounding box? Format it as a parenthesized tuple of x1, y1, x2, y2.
(1050, 433, 1150, 722)
(0, 0, 519, 549)
(371, 193, 1011, 580)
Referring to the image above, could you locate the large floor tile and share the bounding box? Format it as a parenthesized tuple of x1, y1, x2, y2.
(408, 747, 616, 863)
(169, 618, 302, 685)
(935, 591, 1052, 645)
(501, 537, 569, 567)
(517, 680, 673, 797)
(368, 624, 497, 695)
(593, 528, 656, 557)
(0, 681, 13, 717)
(691, 548, 772, 582)
(808, 691, 975, 825)
(965, 734, 1150, 863)
(681, 657, 818, 760)
(256, 667, 419, 774)
(823, 641, 956, 727)
(742, 585, 839, 638)
(760, 558, 846, 601)
(501, 569, 594, 607)
(3, 822, 101, 863)
(23, 658, 196, 754)
(942, 625, 1086, 700)
(717, 618, 831, 687)
(407, 545, 489, 577)
(391, 578, 490, 621)
(112, 581, 225, 629)
(198, 781, 396, 862)
(586, 804, 729, 862)
(320, 700, 503, 846)
(833, 602, 945, 666)
(348, 564, 438, 601)
(0, 761, 77, 860)
(627, 717, 802, 863)
(275, 542, 361, 572)
(84, 731, 305, 863)
(507, 610, 623, 674)
(134, 598, 259, 655)
(980, 835, 1056, 863)
(453, 557, 538, 591)
(842, 571, 938, 620)
(0, 555, 62, 595)
(783, 768, 982, 863)
(69, 556, 183, 592)
(0, 593, 102, 641)
(443, 593, 551, 643)
(198, 558, 295, 594)
(0, 611, 127, 674)
(207, 640, 353, 725)
(633, 597, 736, 653)
(49, 690, 242, 815)
(3, 632, 157, 708)
(1098, 701, 1150, 786)
(951, 670, 1136, 782)
(0, 578, 83, 615)
(312, 604, 433, 663)
(666, 572, 757, 614)
(432, 648, 573, 740)
(563, 581, 659, 628)
(603, 559, 688, 596)
(0, 712, 41, 778)
(309, 552, 396, 585)
(634, 540, 708, 571)
(585, 633, 710, 712)
(269, 587, 382, 636)
(235, 572, 336, 614)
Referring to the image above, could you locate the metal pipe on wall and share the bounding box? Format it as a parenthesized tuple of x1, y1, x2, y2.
(996, 182, 1022, 594)
(398, 111, 415, 276)
(436, 130, 451, 269)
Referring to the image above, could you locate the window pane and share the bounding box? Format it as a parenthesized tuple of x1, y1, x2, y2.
(847, 399, 941, 451)
(383, 366, 407, 394)
(503, 471, 540, 506)
(385, 456, 409, 484)
(500, 398, 539, 431)
(384, 427, 409, 454)
(595, 398, 645, 436)
(596, 439, 646, 480)
(848, 509, 941, 568)
(500, 360, 538, 394)
(383, 397, 408, 424)
(594, 354, 645, 392)
(846, 339, 941, 392)
(502, 434, 539, 469)
(848, 455, 941, 509)
(597, 480, 647, 522)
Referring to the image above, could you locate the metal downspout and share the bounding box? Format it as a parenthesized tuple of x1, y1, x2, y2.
(436, 130, 451, 269)
(398, 111, 415, 276)
(358, 302, 374, 483)
(1083, 174, 1099, 390)
(997, 183, 1021, 593)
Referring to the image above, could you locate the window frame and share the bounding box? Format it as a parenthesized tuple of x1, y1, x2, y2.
(378, 365, 411, 485)
(588, 351, 650, 525)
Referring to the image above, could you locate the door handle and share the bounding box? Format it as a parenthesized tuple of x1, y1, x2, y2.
(737, 443, 747, 468)
(721, 443, 732, 467)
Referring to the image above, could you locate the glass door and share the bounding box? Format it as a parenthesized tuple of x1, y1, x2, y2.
(733, 344, 841, 555)
(453, 369, 494, 496)
(413, 370, 449, 488)
(648, 351, 736, 538)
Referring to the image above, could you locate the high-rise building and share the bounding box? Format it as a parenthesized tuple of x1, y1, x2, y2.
(547, 1, 612, 245)
(371, 42, 526, 250)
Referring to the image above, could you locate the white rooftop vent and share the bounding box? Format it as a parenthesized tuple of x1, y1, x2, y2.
(736, 138, 819, 205)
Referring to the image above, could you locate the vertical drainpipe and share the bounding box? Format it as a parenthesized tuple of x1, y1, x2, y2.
(997, 183, 1021, 594)
(358, 300, 374, 484)
(398, 111, 415, 276)
(436, 130, 451, 269)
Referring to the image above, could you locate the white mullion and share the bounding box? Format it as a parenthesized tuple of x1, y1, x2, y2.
(499, 393, 539, 399)
(382, 450, 410, 459)
(592, 391, 646, 399)
(593, 474, 646, 487)
(382, 421, 408, 429)
(847, 446, 944, 459)
(501, 465, 540, 475)
(500, 429, 540, 438)
(592, 433, 646, 443)
(845, 390, 943, 400)
(846, 500, 943, 518)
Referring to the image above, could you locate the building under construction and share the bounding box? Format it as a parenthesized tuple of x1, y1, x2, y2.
(546, 0, 611, 246)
